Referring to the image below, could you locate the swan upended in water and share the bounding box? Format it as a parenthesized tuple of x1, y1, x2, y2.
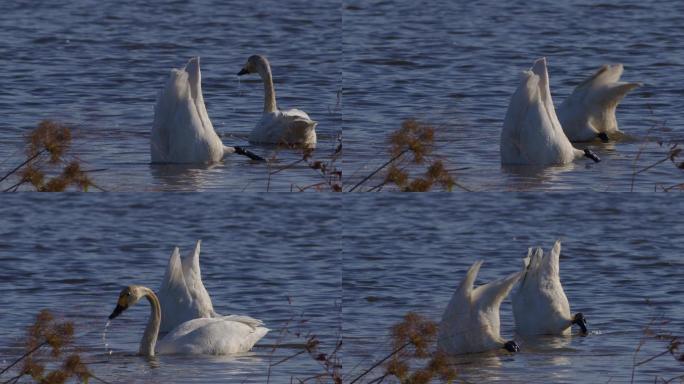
(158, 240, 217, 333)
(151, 57, 263, 163)
(512, 240, 588, 336)
(237, 55, 317, 146)
(437, 260, 521, 355)
(109, 285, 268, 356)
(557, 64, 641, 142)
(500, 57, 601, 166)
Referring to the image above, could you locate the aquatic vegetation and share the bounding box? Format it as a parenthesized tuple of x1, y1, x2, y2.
(349, 312, 457, 384)
(0, 310, 107, 384)
(0, 120, 98, 192)
(268, 133, 342, 192)
(630, 315, 683, 383)
(349, 119, 457, 192)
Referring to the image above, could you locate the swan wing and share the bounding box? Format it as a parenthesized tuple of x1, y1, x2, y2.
(180, 240, 216, 318)
(157, 317, 269, 355)
(158, 247, 194, 333)
(251, 109, 317, 145)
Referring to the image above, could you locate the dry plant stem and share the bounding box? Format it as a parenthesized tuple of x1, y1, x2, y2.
(0, 150, 45, 184)
(0, 341, 47, 376)
(349, 342, 410, 384)
(349, 149, 409, 192)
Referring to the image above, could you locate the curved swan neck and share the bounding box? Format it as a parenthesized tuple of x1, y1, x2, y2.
(140, 287, 161, 357)
(257, 62, 277, 113)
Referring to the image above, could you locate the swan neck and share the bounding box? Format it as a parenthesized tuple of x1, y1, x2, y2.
(140, 287, 161, 357)
(258, 64, 277, 113)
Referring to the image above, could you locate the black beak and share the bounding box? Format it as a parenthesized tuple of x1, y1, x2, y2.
(503, 340, 520, 353)
(597, 132, 609, 143)
(583, 148, 601, 163)
(573, 313, 588, 335)
(237, 68, 249, 76)
(109, 304, 126, 320)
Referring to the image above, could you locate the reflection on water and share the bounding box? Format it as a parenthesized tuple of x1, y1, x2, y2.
(344, 0, 684, 191)
(0, 194, 341, 383)
(0, 0, 341, 191)
(343, 194, 684, 383)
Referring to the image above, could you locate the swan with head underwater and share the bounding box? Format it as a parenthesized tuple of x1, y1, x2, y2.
(108, 240, 269, 356)
(557, 64, 642, 142)
(437, 260, 521, 355)
(500, 57, 601, 166)
(237, 55, 317, 146)
(512, 240, 588, 336)
(151, 57, 264, 163)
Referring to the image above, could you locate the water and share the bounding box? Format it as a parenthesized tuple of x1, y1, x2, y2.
(0, 194, 342, 383)
(0, 1, 342, 191)
(342, 194, 684, 382)
(344, 0, 684, 191)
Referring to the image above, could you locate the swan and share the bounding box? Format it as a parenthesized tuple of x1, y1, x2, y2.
(512, 240, 588, 336)
(158, 240, 217, 333)
(500, 57, 601, 166)
(108, 285, 269, 356)
(557, 64, 641, 142)
(437, 260, 521, 355)
(237, 55, 317, 146)
(151, 57, 263, 163)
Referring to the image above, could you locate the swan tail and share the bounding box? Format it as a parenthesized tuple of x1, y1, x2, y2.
(158, 246, 193, 332)
(458, 260, 483, 296)
(598, 82, 641, 108)
(227, 145, 266, 161)
(473, 270, 522, 308)
(181, 240, 215, 317)
(152, 68, 190, 162)
(542, 240, 562, 278)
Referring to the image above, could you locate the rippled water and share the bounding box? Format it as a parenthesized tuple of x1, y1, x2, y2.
(343, 194, 684, 383)
(344, 0, 684, 191)
(0, 194, 341, 383)
(0, 1, 341, 191)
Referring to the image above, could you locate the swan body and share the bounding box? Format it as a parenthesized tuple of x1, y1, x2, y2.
(512, 240, 587, 336)
(151, 57, 262, 163)
(158, 240, 217, 333)
(437, 261, 521, 354)
(501, 57, 600, 166)
(558, 64, 641, 142)
(238, 55, 317, 146)
(109, 285, 268, 356)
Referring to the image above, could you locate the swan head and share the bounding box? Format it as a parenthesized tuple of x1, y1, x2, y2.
(109, 285, 144, 320)
(572, 312, 588, 335)
(503, 340, 520, 353)
(238, 55, 269, 76)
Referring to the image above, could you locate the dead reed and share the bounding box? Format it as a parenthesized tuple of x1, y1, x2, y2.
(0, 121, 100, 192)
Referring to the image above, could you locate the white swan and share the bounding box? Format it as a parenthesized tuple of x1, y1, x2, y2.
(500, 57, 601, 166)
(512, 240, 588, 336)
(158, 240, 217, 333)
(558, 64, 641, 142)
(151, 57, 263, 163)
(437, 261, 521, 355)
(237, 55, 317, 146)
(109, 285, 269, 356)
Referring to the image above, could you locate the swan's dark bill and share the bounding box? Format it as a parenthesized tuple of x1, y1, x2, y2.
(109, 304, 127, 320)
(504, 340, 520, 352)
(234, 146, 265, 161)
(573, 312, 588, 335)
(598, 132, 610, 143)
(237, 68, 249, 76)
(583, 148, 601, 163)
